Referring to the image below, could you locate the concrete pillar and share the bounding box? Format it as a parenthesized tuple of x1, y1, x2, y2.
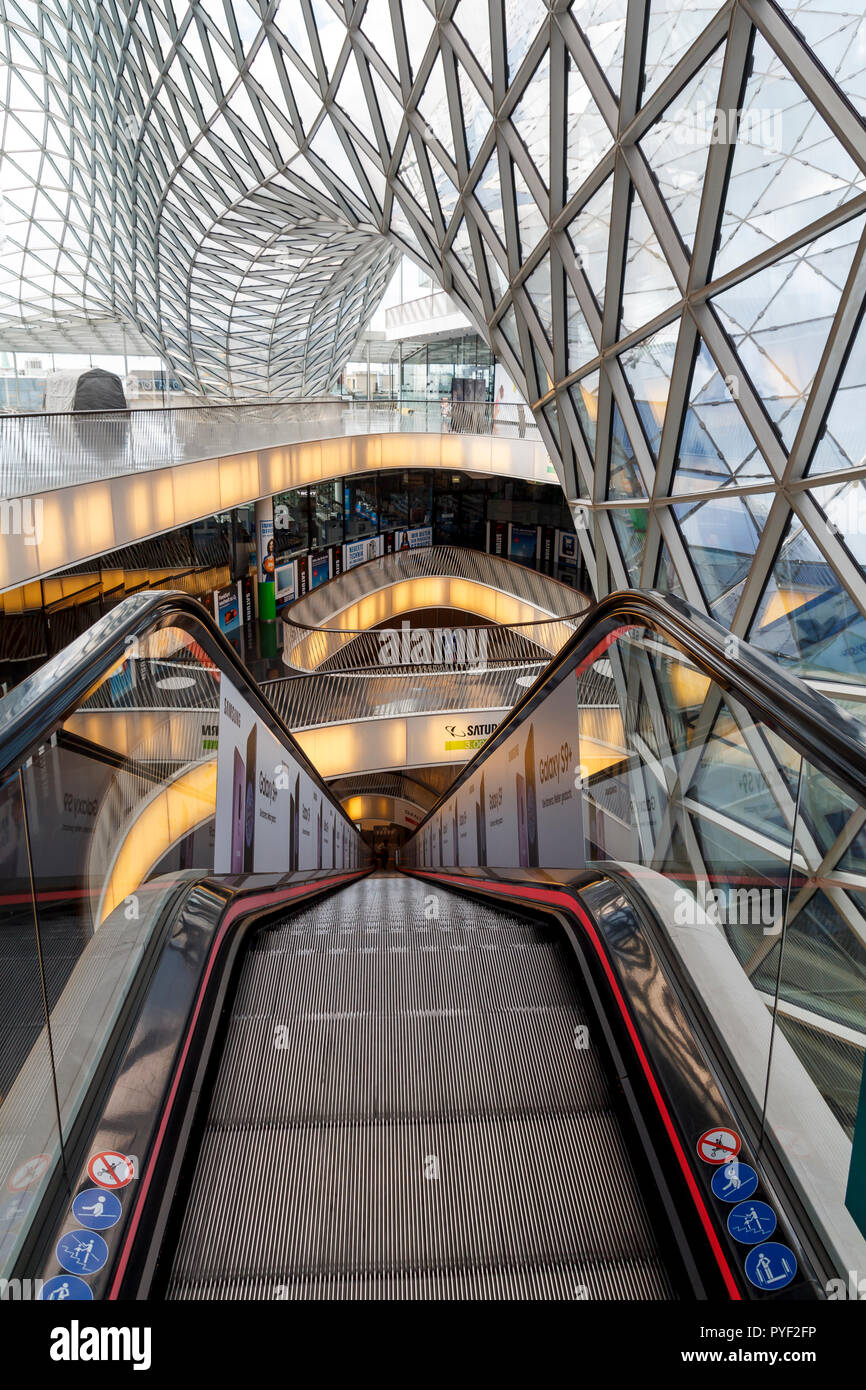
(254, 496, 276, 621)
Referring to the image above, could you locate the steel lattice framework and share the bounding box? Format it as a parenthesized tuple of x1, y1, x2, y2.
(2, 0, 866, 690)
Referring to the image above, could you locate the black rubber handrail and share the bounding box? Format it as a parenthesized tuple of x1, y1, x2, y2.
(0, 588, 356, 834)
(406, 587, 866, 832)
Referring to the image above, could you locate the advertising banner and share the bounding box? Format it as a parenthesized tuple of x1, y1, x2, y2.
(509, 524, 539, 567)
(214, 675, 359, 873)
(344, 535, 383, 571)
(308, 550, 331, 590)
(392, 525, 433, 552)
(557, 530, 578, 568)
(274, 559, 297, 610)
(214, 582, 241, 635)
(413, 670, 584, 871)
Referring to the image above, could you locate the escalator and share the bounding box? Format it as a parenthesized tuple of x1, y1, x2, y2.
(1, 587, 866, 1304)
(166, 876, 673, 1301)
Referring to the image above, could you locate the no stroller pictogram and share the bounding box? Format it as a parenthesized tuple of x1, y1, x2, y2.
(696, 1127, 741, 1165)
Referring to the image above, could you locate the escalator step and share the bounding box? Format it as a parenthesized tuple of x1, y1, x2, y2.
(166, 878, 673, 1301)
(168, 1110, 661, 1284)
(169, 1256, 672, 1301)
(208, 1004, 609, 1125)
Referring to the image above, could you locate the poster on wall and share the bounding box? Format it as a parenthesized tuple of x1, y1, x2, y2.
(557, 531, 578, 568)
(427, 670, 584, 871)
(214, 675, 358, 874)
(392, 525, 433, 552)
(308, 550, 332, 590)
(487, 520, 507, 557)
(274, 559, 297, 610)
(509, 524, 539, 568)
(214, 582, 241, 635)
(344, 535, 383, 570)
(258, 516, 275, 585)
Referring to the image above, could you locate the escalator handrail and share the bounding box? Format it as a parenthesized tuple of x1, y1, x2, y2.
(406, 586, 866, 832)
(0, 588, 356, 832)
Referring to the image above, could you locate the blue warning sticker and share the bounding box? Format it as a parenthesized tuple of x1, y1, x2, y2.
(728, 1199, 777, 1245)
(712, 1159, 759, 1203)
(744, 1242, 797, 1290)
(56, 1229, 108, 1276)
(72, 1188, 122, 1231)
(39, 1274, 93, 1301)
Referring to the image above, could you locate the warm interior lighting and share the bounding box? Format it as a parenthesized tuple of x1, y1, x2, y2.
(96, 758, 217, 926)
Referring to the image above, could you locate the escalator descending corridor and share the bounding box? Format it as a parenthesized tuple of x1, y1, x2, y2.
(165, 876, 674, 1300)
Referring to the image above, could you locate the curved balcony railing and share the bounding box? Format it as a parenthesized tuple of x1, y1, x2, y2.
(282, 545, 590, 672)
(262, 663, 547, 729)
(0, 397, 541, 499)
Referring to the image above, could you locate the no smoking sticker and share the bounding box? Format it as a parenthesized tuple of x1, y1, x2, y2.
(697, 1127, 741, 1165)
(87, 1151, 135, 1189)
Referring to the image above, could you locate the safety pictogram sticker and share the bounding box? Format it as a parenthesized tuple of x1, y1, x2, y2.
(86, 1151, 135, 1189)
(696, 1127, 741, 1165)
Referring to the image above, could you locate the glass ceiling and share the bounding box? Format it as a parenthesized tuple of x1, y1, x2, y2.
(0, 0, 865, 681)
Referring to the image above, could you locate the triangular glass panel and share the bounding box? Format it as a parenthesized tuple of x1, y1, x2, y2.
(569, 0, 627, 96)
(454, 0, 492, 83)
(639, 45, 725, 252)
(450, 216, 477, 285)
(654, 541, 686, 598)
(473, 148, 506, 247)
(809, 305, 866, 475)
(401, 0, 436, 81)
(308, 0, 344, 81)
(566, 277, 597, 372)
(361, 0, 400, 78)
(503, 0, 548, 85)
(530, 335, 553, 398)
(370, 65, 405, 148)
(513, 159, 546, 263)
(712, 212, 866, 451)
(566, 175, 613, 310)
(512, 50, 550, 190)
(523, 253, 553, 344)
(674, 491, 773, 621)
(620, 188, 681, 336)
(673, 339, 773, 493)
(611, 506, 650, 585)
(619, 319, 680, 458)
(609, 401, 648, 499)
(397, 138, 431, 217)
(337, 49, 377, 145)
(428, 146, 459, 224)
(497, 305, 522, 360)
(570, 368, 600, 457)
(456, 59, 492, 167)
(715, 31, 866, 278)
(480, 235, 510, 305)
(642, 1, 726, 104)
(748, 508, 866, 688)
(566, 50, 611, 203)
(418, 52, 455, 162)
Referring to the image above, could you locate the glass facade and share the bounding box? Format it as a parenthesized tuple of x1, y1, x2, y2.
(0, 2, 863, 688)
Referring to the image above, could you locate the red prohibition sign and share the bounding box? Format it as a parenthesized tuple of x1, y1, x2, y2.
(696, 1128, 742, 1165)
(87, 1151, 134, 1189)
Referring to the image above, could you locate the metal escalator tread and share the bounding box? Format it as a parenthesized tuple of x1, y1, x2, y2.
(166, 877, 674, 1301)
